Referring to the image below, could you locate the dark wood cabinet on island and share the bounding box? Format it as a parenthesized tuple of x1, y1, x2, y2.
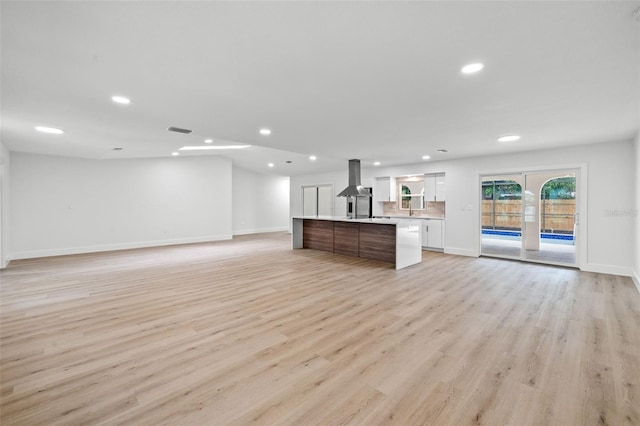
(333, 222, 360, 257)
(302, 219, 334, 252)
(292, 216, 422, 269)
(358, 223, 396, 264)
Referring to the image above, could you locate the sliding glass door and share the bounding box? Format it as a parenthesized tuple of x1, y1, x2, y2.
(481, 169, 578, 267)
(481, 174, 523, 259)
(522, 171, 577, 265)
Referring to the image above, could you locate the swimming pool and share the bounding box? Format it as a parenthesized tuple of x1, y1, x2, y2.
(482, 229, 574, 242)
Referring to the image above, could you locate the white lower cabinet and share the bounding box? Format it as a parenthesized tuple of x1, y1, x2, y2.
(422, 219, 444, 250)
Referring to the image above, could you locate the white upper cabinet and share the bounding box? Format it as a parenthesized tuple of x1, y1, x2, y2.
(424, 174, 436, 202)
(374, 177, 397, 202)
(435, 173, 445, 201)
(424, 172, 446, 202)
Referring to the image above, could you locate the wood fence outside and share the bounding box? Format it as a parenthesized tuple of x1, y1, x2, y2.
(482, 199, 576, 233)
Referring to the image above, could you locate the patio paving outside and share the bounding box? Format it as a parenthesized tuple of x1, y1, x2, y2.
(481, 233, 576, 265)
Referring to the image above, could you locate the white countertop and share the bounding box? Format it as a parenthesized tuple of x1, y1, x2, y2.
(293, 215, 420, 225)
(374, 215, 444, 220)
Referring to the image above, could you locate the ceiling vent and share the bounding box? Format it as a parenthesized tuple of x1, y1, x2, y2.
(167, 126, 192, 134)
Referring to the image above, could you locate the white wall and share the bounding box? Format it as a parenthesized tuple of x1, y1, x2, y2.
(10, 153, 233, 259)
(634, 131, 640, 290)
(289, 170, 349, 218)
(0, 142, 10, 268)
(290, 139, 636, 276)
(232, 167, 290, 235)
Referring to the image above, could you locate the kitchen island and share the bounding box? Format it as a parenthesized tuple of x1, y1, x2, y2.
(291, 216, 422, 269)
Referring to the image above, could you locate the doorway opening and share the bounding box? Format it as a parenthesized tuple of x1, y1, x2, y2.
(302, 184, 334, 216)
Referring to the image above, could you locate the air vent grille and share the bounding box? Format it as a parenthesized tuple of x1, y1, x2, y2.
(167, 126, 192, 134)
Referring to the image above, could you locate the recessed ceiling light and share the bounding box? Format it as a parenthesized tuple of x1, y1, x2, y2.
(35, 126, 64, 134)
(497, 135, 521, 142)
(374, 161, 381, 166)
(461, 63, 484, 74)
(309, 155, 317, 161)
(285, 160, 292, 164)
(112, 96, 130, 104)
(268, 163, 274, 168)
(422, 155, 431, 160)
(179, 145, 250, 151)
(437, 149, 448, 153)
(204, 139, 213, 143)
(171, 152, 179, 156)
(259, 128, 271, 136)
(112, 147, 123, 151)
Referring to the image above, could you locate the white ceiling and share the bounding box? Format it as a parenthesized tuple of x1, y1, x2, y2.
(2, 1, 639, 176)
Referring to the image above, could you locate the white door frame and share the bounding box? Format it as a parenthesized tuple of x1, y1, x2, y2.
(477, 162, 587, 269)
(301, 183, 334, 217)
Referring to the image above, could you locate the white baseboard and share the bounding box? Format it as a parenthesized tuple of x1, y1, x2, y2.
(9, 235, 233, 261)
(632, 269, 640, 294)
(444, 247, 478, 257)
(232, 226, 289, 236)
(580, 263, 633, 278)
(439, 250, 637, 285)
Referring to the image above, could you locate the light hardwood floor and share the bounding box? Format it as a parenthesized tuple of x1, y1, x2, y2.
(1, 232, 638, 425)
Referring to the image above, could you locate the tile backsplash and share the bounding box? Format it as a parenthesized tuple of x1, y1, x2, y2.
(382, 201, 445, 218)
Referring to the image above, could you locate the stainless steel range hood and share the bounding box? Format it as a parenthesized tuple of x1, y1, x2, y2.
(337, 159, 372, 197)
